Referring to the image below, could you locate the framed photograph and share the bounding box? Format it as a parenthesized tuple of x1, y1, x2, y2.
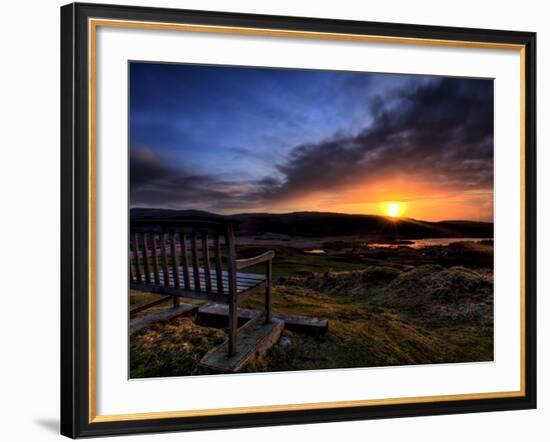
(60, 2, 536, 438)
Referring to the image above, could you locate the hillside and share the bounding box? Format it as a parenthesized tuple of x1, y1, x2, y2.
(130, 208, 493, 239)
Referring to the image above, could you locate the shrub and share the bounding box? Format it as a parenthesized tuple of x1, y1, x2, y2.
(383, 265, 493, 324)
(300, 266, 401, 296)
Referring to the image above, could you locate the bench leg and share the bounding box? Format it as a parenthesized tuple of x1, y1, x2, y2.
(228, 289, 238, 357)
(265, 260, 272, 323)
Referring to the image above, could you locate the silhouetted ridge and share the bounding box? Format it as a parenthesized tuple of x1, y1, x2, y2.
(130, 208, 493, 239)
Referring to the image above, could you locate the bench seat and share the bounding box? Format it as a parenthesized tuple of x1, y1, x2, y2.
(130, 266, 266, 301)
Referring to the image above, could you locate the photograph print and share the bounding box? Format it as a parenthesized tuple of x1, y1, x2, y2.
(128, 62, 494, 378)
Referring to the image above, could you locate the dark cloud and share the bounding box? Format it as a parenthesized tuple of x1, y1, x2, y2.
(131, 76, 493, 212)
(262, 77, 494, 202)
(130, 147, 271, 210)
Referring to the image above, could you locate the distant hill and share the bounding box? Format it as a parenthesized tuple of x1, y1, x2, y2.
(130, 208, 493, 239)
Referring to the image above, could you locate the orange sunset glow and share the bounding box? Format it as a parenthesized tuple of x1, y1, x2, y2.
(239, 174, 493, 222)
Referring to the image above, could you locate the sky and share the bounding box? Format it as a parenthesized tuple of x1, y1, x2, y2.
(129, 62, 494, 222)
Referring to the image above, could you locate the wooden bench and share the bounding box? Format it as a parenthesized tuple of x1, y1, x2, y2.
(129, 217, 274, 357)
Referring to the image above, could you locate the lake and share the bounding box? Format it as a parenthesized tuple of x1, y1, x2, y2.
(369, 237, 493, 249)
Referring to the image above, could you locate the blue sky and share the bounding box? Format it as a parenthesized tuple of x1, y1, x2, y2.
(129, 62, 494, 221)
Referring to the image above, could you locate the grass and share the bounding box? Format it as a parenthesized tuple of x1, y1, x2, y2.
(130, 259, 493, 378)
(130, 316, 227, 378)
(238, 245, 368, 279)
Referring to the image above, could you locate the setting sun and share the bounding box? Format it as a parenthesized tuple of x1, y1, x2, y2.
(382, 201, 406, 218)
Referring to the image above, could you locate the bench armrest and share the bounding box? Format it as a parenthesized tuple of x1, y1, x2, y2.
(235, 250, 275, 270)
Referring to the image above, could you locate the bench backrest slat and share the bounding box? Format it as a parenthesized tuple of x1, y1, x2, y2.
(131, 232, 142, 283)
(141, 232, 151, 284)
(180, 232, 191, 289)
(202, 233, 212, 293)
(191, 232, 201, 291)
(151, 234, 161, 285)
(160, 233, 170, 287)
(169, 232, 180, 288)
(214, 235, 224, 294)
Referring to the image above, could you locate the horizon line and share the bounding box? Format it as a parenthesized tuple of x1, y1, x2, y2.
(130, 207, 494, 224)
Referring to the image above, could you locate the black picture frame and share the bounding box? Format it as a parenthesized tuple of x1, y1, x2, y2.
(61, 2, 537, 438)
